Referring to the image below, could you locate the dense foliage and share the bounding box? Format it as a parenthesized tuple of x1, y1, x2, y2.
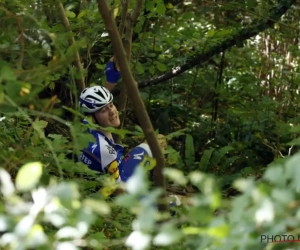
(1, 0, 300, 249)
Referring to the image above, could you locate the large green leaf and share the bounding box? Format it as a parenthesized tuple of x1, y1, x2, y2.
(185, 134, 195, 171)
(199, 148, 215, 171)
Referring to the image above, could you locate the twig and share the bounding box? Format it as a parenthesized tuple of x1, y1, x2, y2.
(118, 0, 129, 35)
(53, 0, 85, 91)
(115, 0, 144, 143)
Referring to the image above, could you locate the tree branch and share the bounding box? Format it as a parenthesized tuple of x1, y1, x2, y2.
(112, 0, 296, 96)
(54, 0, 86, 92)
(115, 0, 144, 143)
(118, 0, 129, 35)
(96, 0, 168, 212)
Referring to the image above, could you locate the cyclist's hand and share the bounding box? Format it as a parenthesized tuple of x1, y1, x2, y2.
(104, 57, 121, 84)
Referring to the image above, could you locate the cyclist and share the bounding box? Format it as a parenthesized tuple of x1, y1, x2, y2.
(79, 59, 166, 196)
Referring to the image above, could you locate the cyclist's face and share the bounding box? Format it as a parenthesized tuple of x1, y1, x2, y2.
(94, 102, 120, 127)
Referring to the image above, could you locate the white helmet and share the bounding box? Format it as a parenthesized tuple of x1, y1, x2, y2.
(79, 86, 113, 113)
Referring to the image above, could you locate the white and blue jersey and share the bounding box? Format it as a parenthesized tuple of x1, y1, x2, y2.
(80, 120, 153, 183)
(80, 121, 124, 183)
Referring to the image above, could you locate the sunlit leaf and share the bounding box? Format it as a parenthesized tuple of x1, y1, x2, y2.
(83, 199, 111, 215)
(27, 224, 48, 247)
(125, 166, 149, 195)
(263, 164, 284, 185)
(14, 215, 35, 237)
(0, 168, 15, 196)
(56, 242, 79, 250)
(125, 230, 151, 250)
(65, 10, 76, 18)
(207, 225, 229, 239)
(153, 224, 183, 246)
(51, 182, 80, 209)
(33, 120, 48, 130)
(255, 198, 274, 225)
(166, 3, 173, 9)
(0, 216, 13, 232)
(164, 168, 188, 186)
(15, 162, 43, 192)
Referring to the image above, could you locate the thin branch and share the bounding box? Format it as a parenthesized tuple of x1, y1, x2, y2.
(53, 0, 86, 92)
(112, 0, 296, 96)
(123, 0, 143, 57)
(115, 0, 144, 143)
(118, 0, 129, 35)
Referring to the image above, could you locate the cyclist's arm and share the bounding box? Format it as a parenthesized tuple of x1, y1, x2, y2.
(105, 82, 116, 92)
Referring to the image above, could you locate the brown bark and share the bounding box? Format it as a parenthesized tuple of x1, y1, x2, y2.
(96, 0, 167, 212)
(115, 0, 144, 144)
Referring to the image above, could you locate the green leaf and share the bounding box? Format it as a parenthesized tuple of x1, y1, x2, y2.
(136, 62, 145, 74)
(210, 146, 234, 168)
(125, 166, 150, 195)
(84, 199, 111, 215)
(134, 125, 143, 133)
(156, 3, 166, 15)
(286, 137, 300, 146)
(153, 224, 183, 246)
(89, 232, 107, 241)
(165, 128, 187, 140)
(156, 61, 167, 72)
(146, 1, 155, 11)
(241, 166, 255, 176)
(33, 120, 48, 130)
(167, 147, 182, 165)
(207, 223, 229, 239)
(185, 134, 195, 171)
(163, 168, 188, 186)
(263, 164, 284, 185)
(27, 224, 48, 247)
(284, 153, 300, 191)
(65, 10, 76, 18)
(16, 162, 43, 191)
(149, 65, 155, 75)
(290, 125, 300, 133)
(77, 10, 87, 19)
(53, 182, 80, 209)
(199, 148, 215, 171)
(0, 65, 16, 81)
(206, 29, 215, 37)
(182, 12, 194, 19)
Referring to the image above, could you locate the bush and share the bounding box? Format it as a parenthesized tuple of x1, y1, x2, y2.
(1, 149, 300, 250)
